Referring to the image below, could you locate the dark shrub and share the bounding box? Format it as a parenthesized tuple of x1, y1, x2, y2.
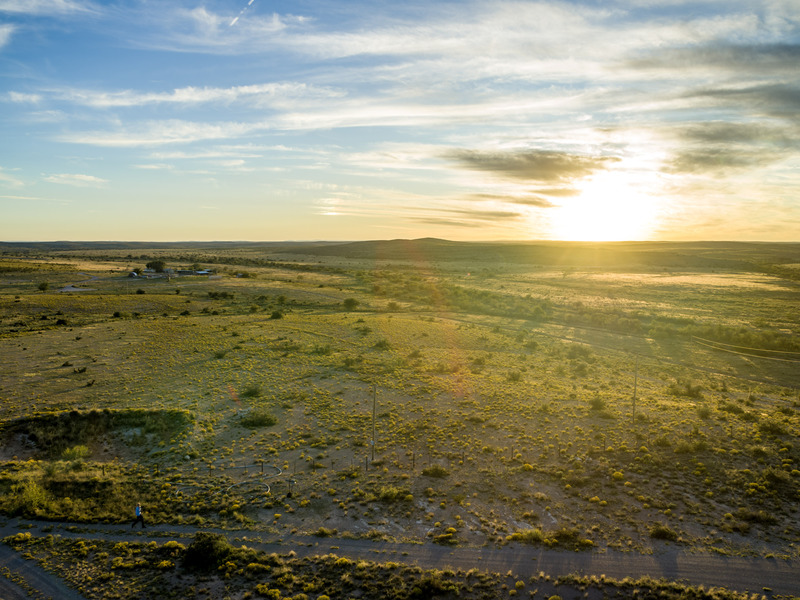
(241, 384, 261, 398)
(649, 523, 678, 541)
(183, 532, 231, 571)
(240, 409, 277, 428)
(421, 465, 449, 478)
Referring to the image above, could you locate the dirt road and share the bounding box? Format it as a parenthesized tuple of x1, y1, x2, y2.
(1, 518, 797, 599)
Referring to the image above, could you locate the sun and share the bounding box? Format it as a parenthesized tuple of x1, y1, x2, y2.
(549, 172, 660, 241)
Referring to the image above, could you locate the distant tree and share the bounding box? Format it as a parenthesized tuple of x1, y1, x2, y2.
(37, 282, 49, 292)
(343, 298, 359, 311)
(146, 260, 166, 273)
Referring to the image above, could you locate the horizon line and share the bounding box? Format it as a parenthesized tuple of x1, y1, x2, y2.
(2, 239, 800, 245)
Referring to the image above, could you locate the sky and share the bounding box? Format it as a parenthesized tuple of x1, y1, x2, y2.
(1, 0, 799, 242)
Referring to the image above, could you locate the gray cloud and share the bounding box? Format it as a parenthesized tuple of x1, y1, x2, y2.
(468, 193, 554, 208)
(630, 43, 800, 75)
(683, 83, 800, 121)
(666, 120, 799, 175)
(412, 206, 524, 229)
(534, 187, 580, 197)
(667, 148, 783, 175)
(445, 149, 619, 183)
(678, 122, 793, 145)
(445, 208, 522, 221)
(413, 217, 483, 228)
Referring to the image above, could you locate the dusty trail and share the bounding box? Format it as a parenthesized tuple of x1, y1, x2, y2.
(0, 541, 89, 600)
(1, 518, 797, 599)
(58, 272, 100, 293)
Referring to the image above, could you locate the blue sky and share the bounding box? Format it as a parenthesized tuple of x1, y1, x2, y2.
(1, 0, 798, 241)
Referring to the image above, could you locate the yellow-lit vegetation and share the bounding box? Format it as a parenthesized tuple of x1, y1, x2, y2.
(1, 240, 798, 563)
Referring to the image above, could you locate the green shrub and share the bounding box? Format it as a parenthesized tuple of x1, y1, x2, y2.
(589, 395, 606, 411)
(759, 420, 787, 436)
(421, 465, 449, 478)
(313, 527, 337, 537)
(241, 384, 262, 398)
(240, 409, 277, 428)
(182, 532, 232, 571)
(8, 479, 51, 517)
(378, 486, 410, 502)
(649, 523, 678, 541)
(506, 528, 545, 545)
(545, 527, 594, 549)
(667, 380, 703, 399)
(62, 445, 90, 461)
(411, 573, 460, 596)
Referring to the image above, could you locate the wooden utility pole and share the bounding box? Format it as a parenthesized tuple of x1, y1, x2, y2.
(632, 356, 638, 427)
(371, 384, 376, 463)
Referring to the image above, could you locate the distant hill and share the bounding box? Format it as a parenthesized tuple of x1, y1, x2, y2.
(2, 239, 799, 271)
(279, 239, 800, 270)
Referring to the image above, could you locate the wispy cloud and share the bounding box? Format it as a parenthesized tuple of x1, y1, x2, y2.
(43, 173, 107, 186)
(149, 144, 298, 160)
(468, 193, 555, 208)
(62, 119, 266, 147)
(413, 217, 483, 229)
(56, 82, 343, 108)
(128, 6, 305, 54)
(0, 167, 23, 187)
(443, 207, 523, 221)
(0, 23, 13, 49)
(0, 0, 95, 15)
(6, 91, 42, 103)
(133, 163, 174, 170)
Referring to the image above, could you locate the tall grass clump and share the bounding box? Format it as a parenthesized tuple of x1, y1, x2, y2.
(239, 409, 277, 428)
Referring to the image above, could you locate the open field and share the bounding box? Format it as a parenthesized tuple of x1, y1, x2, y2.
(1, 239, 799, 598)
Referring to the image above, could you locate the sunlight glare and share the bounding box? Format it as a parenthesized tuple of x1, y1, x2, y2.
(549, 172, 659, 241)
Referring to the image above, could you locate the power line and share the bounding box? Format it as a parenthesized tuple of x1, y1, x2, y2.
(692, 336, 800, 356)
(692, 338, 800, 363)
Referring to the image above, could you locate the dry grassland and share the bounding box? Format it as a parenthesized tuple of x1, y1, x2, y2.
(1, 241, 799, 597)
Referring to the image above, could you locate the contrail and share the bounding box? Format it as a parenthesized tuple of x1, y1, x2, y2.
(230, 0, 256, 27)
